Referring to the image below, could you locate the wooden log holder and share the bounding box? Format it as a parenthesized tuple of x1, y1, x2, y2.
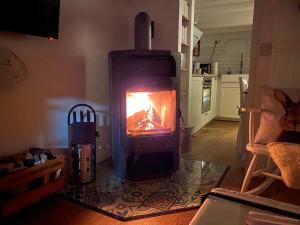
(0, 157, 65, 217)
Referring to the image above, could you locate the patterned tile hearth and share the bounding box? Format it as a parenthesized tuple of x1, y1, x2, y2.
(58, 158, 228, 220)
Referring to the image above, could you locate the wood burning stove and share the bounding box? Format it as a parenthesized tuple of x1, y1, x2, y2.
(109, 12, 180, 180)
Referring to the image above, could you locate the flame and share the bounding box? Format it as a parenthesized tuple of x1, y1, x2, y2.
(126, 92, 159, 131)
(126, 92, 153, 118)
(126, 90, 176, 136)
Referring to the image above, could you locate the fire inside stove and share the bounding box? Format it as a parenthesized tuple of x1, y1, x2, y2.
(126, 90, 176, 136)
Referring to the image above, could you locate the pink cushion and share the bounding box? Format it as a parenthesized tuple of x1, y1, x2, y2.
(254, 87, 300, 145)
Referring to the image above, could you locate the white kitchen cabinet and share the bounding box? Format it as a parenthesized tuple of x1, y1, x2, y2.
(191, 77, 203, 132)
(219, 84, 240, 119)
(191, 76, 218, 133)
(217, 74, 248, 120)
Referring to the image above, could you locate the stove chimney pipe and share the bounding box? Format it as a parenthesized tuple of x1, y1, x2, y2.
(135, 12, 151, 50)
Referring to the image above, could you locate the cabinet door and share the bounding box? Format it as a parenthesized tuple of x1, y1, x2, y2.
(219, 86, 240, 119)
(191, 79, 203, 130)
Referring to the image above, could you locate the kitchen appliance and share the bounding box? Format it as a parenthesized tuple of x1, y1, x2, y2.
(202, 78, 212, 114)
(200, 63, 212, 74)
(68, 104, 98, 184)
(193, 62, 201, 74)
(212, 62, 218, 75)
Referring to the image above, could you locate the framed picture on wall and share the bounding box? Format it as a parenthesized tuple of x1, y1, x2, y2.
(193, 40, 200, 56)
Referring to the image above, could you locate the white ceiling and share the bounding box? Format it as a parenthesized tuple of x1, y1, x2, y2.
(195, 0, 254, 31)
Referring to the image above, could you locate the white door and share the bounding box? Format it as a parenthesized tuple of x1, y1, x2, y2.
(191, 78, 203, 132)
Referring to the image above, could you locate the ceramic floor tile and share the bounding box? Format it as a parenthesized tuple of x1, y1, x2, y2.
(58, 158, 227, 220)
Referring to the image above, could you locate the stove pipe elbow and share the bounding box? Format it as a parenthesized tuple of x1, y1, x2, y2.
(135, 12, 151, 50)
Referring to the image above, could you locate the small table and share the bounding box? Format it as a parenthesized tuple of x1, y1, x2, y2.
(189, 188, 300, 225)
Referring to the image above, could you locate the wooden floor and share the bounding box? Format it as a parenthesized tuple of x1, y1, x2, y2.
(3, 121, 300, 225)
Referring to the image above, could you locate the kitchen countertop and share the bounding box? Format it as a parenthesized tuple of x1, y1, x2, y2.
(221, 74, 249, 82)
(192, 73, 218, 78)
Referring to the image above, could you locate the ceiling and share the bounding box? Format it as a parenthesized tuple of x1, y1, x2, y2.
(194, 0, 254, 31)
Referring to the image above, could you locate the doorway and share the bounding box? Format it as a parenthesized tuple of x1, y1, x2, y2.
(188, 0, 254, 167)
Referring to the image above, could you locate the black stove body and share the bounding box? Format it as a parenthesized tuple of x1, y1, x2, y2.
(109, 50, 180, 180)
(109, 12, 180, 180)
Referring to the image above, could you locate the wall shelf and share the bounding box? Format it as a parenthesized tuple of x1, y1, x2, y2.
(178, 0, 194, 127)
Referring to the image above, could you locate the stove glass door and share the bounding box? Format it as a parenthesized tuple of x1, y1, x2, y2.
(126, 89, 176, 137)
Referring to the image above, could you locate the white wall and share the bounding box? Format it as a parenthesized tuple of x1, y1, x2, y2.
(194, 30, 252, 74)
(0, 0, 179, 161)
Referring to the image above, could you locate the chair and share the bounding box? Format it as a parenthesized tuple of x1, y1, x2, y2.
(240, 108, 283, 195)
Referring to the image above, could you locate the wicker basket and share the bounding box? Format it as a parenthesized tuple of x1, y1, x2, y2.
(268, 142, 300, 189)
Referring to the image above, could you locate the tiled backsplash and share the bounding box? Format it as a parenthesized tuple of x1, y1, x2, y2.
(194, 30, 252, 74)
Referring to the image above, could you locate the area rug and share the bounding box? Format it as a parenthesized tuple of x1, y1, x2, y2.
(58, 158, 228, 221)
